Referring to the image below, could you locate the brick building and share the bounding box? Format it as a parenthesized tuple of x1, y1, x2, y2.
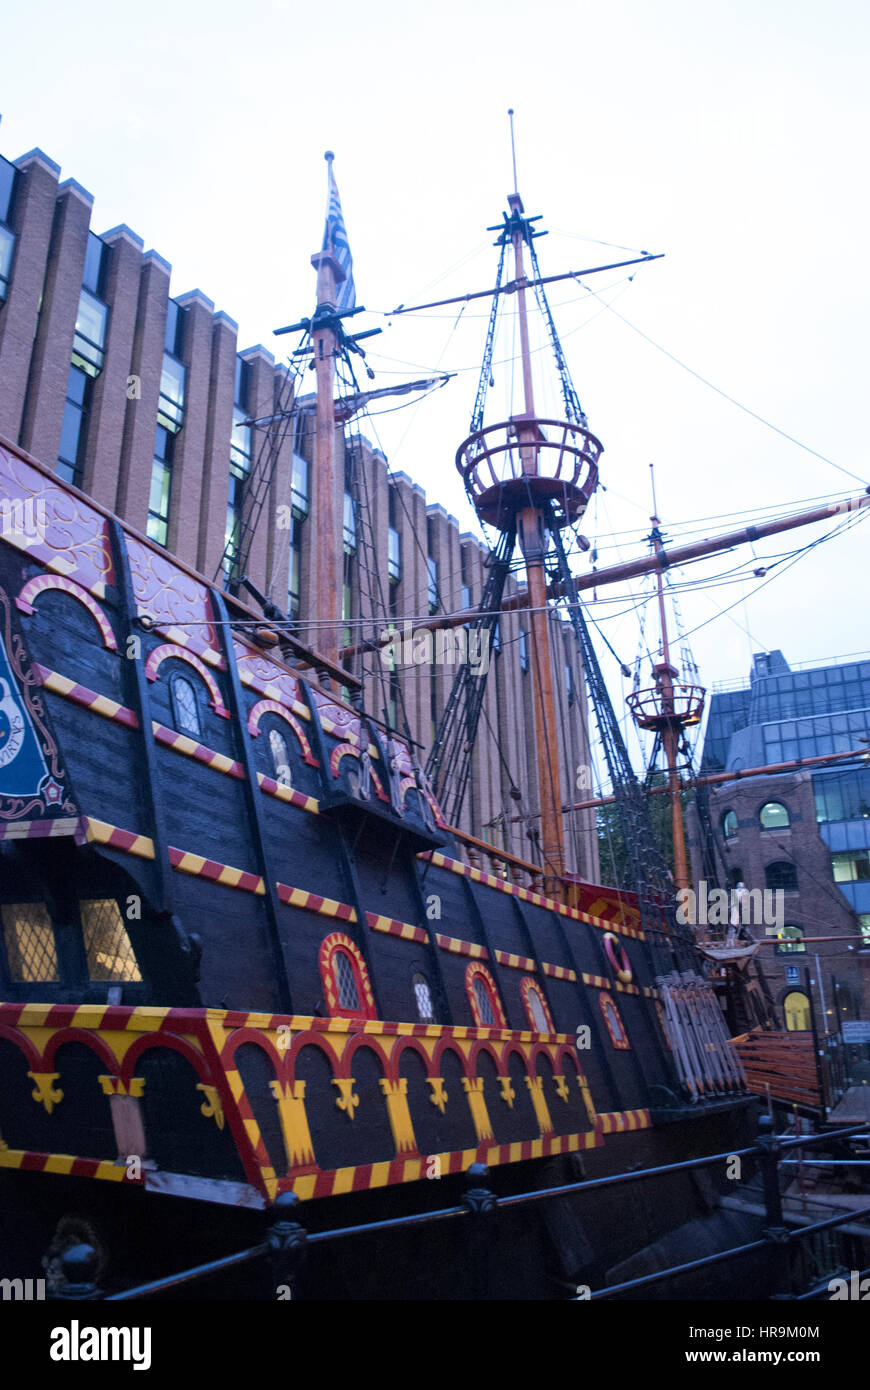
(0, 137, 598, 876)
(688, 649, 870, 1029)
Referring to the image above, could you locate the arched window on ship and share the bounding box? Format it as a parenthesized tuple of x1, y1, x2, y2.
(268, 728, 292, 786)
(170, 673, 201, 737)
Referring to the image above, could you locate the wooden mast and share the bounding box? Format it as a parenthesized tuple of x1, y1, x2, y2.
(508, 191, 568, 892)
(309, 151, 345, 670)
(650, 518, 691, 892)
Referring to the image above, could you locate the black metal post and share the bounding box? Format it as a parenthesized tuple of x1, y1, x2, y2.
(266, 1192, 308, 1301)
(462, 1162, 497, 1300)
(756, 1112, 790, 1296)
(50, 1245, 104, 1300)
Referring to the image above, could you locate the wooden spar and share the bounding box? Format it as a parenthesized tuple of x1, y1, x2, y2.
(510, 743, 870, 820)
(649, 517, 691, 892)
(309, 155, 345, 669)
(341, 490, 870, 660)
(508, 192, 567, 889)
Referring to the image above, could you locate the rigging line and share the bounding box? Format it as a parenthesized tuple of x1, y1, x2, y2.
(576, 489, 863, 552)
(668, 508, 870, 648)
(579, 286, 867, 486)
(389, 304, 469, 465)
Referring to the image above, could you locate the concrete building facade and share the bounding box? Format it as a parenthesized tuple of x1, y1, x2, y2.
(0, 136, 598, 876)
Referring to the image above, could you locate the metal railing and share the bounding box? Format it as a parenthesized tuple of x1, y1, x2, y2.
(44, 1116, 870, 1303)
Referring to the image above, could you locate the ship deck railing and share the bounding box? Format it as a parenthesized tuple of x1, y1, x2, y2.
(47, 1117, 870, 1303)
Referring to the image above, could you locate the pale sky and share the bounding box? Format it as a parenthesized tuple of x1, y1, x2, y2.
(2, 0, 868, 770)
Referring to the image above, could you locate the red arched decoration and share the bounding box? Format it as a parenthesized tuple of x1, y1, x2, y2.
(319, 933, 376, 1020)
(465, 961, 507, 1029)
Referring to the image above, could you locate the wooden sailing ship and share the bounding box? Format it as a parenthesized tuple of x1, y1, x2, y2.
(1, 150, 867, 1299)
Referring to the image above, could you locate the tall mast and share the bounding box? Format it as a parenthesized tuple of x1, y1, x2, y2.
(308, 151, 345, 668)
(628, 512, 705, 893)
(509, 192, 567, 889)
(455, 174, 601, 898)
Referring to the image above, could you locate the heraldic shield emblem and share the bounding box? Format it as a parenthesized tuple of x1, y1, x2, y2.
(0, 587, 76, 821)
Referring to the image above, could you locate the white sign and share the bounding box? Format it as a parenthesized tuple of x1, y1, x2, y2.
(842, 1021, 870, 1044)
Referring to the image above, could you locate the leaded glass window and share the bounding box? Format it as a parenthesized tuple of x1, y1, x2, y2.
(413, 973, 434, 1022)
(80, 899, 142, 982)
(334, 950, 361, 1011)
(171, 675, 200, 736)
(473, 977, 496, 1026)
(1, 902, 59, 982)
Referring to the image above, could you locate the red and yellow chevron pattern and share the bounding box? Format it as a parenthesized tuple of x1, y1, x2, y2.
(435, 933, 488, 960)
(493, 949, 537, 971)
(152, 722, 244, 778)
(80, 817, 154, 859)
(276, 883, 357, 921)
(168, 846, 264, 894)
(541, 962, 578, 982)
(596, 1109, 651, 1134)
(367, 913, 429, 944)
(422, 851, 645, 939)
(257, 773, 320, 814)
(34, 665, 138, 728)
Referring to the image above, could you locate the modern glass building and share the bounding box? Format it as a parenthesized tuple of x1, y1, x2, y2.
(693, 650, 870, 1029)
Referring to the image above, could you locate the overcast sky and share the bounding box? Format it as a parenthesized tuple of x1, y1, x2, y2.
(2, 0, 868, 766)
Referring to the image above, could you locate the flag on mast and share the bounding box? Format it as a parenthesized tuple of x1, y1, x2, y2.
(322, 152, 355, 312)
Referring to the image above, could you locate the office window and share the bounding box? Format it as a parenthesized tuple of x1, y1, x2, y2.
(291, 452, 309, 517)
(831, 850, 870, 883)
(82, 231, 106, 295)
(288, 520, 303, 619)
(774, 924, 806, 955)
(765, 861, 798, 892)
(231, 406, 252, 473)
(147, 425, 174, 546)
(343, 493, 357, 552)
(858, 914, 870, 943)
(814, 769, 870, 824)
(461, 583, 472, 610)
(158, 352, 186, 430)
(722, 810, 738, 840)
(427, 556, 438, 613)
(73, 289, 109, 374)
(57, 363, 92, 486)
(158, 300, 186, 430)
(0, 154, 16, 224)
(785, 965, 800, 985)
(1, 902, 59, 982)
(759, 801, 790, 830)
(0, 224, 14, 301)
(388, 526, 401, 583)
(72, 234, 109, 375)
